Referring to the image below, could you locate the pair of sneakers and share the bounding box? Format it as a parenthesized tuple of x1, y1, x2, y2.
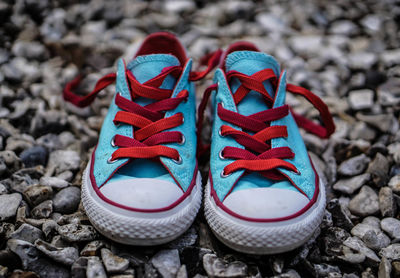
(64, 32, 335, 255)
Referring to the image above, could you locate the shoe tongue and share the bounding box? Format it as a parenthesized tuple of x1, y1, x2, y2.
(225, 51, 281, 115)
(127, 54, 180, 90)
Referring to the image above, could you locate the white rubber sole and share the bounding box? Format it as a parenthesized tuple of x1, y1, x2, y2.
(81, 164, 202, 245)
(204, 178, 326, 254)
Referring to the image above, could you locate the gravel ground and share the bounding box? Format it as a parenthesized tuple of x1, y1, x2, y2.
(1, 0, 400, 277)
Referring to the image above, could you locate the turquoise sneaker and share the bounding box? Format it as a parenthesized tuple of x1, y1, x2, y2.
(199, 42, 335, 254)
(63, 32, 221, 245)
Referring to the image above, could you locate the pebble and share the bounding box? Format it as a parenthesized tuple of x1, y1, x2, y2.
(343, 236, 380, 264)
(348, 89, 374, 110)
(19, 146, 48, 167)
(57, 223, 97, 242)
(379, 244, 400, 260)
(351, 216, 381, 238)
(151, 249, 181, 278)
(23, 185, 53, 206)
(101, 248, 129, 274)
(31, 200, 53, 219)
(381, 217, 400, 241)
(10, 223, 44, 243)
(7, 239, 69, 278)
(348, 186, 379, 217)
(86, 256, 107, 278)
(47, 150, 80, 174)
(367, 153, 389, 187)
(71, 256, 88, 278)
(0, 193, 22, 221)
(378, 257, 391, 278)
(81, 240, 106, 256)
(39, 176, 69, 189)
(338, 154, 370, 177)
(203, 253, 248, 278)
(52, 186, 81, 214)
(379, 187, 396, 217)
(362, 229, 391, 251)
(333, 173, 370, 195)
(35, 238, 79, 266)
(389, 175, 400, 194)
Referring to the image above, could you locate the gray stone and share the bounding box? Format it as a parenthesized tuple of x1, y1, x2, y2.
(348, 186, 379, 217)
(58, 224, 97, 242)
(381, 217, 400, 241)
(151, 249, 181, 278)
(86, 256, 107, 278)
(7, 239, 69, 278)
(203, 253, 248, 278)
(339, 245, 366, 264)
(389, 175, 400, 194)
(333, 173, 370, 195)
(378, 257, 391, 278)
(11, 41, 48, 61)
(367, 153, 389, 188)
(101, 248, 129, 274)
(35, 239, 79, 266)
(356, 113, 398, 134)
(348, 53, 377, 70)
(331, 20, 358, 35)
(40, 176, 69, 189)
(0, 183, 8, 195)
(48, 150, 80, 174)
(176, 265, 188, 278)
(42, 219, 58, 237)
(343, 236, 380, 263)
(351, 217, 381, 238)
(10, 223, 44, 243)
(53, 186, 80, 214)
(0, 193, 22, 221)
(71, 256, 88, 278)
(380, 244, 400, 260)
(338, 154, 370, 177)
(31, 200, 53, 219)
(381, 49, 400, 66)
(362, 230, 390, 251)
(348, 89, 374, 110)
(379, 187, 396, 217)
(349, 122, 376, 141)
(23, 185, 53, 206)
(81, 240, 106, 256)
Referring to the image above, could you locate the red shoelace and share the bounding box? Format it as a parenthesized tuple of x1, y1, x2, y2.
(63, 50, 222, 163)
(197, 68, 335, 179)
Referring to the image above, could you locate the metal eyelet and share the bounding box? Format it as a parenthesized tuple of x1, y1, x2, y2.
(178, 134, 186, 145)
(219, 149, 226, 160)
(218, 128, 224, 137)
(111, 136, 116, 147)
(107, 156, 118, 164)
(172, 155, 182, 165)
(220, 170, 231, 178)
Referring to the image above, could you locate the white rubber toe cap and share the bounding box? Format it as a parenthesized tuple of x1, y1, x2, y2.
(100, 178, 183, 210)
(223, 188, 310, 219)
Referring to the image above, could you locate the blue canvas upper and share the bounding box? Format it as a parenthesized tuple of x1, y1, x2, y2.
(210, 51, 316, 201)
(93, 54, 197, 192)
